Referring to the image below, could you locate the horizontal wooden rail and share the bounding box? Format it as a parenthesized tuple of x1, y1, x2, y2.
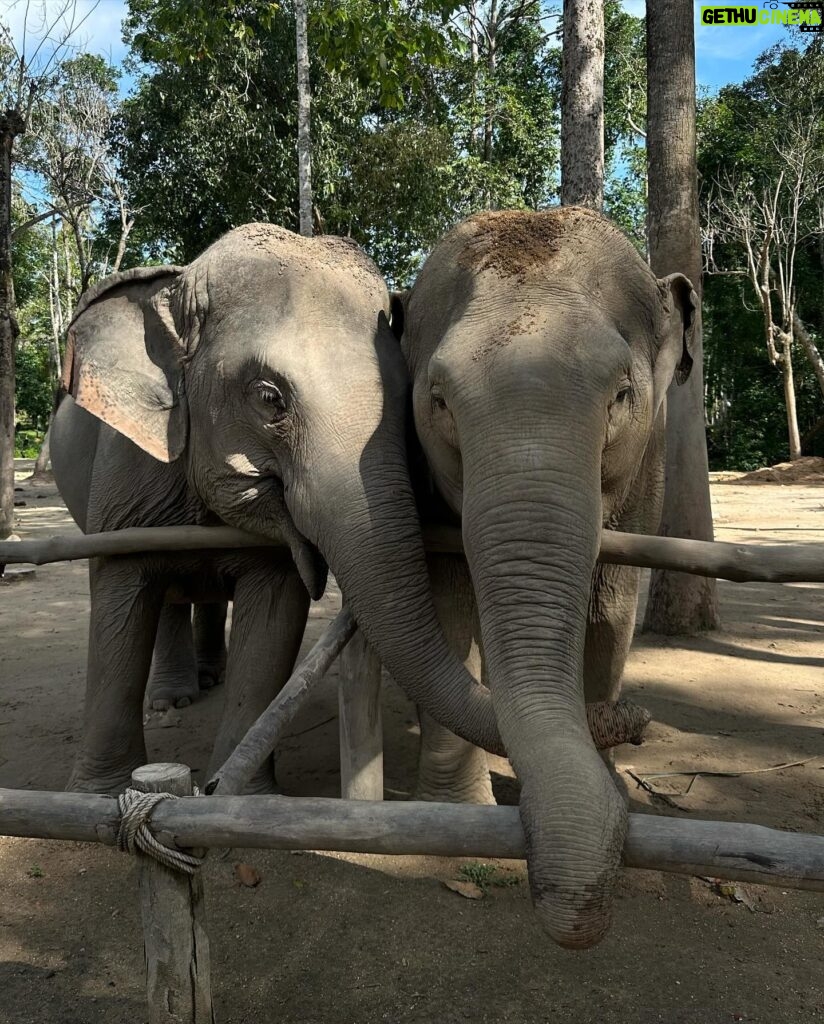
(1, 787, 822, 893)
(2, 524, 824, 583)
(0, 525, 272, 566)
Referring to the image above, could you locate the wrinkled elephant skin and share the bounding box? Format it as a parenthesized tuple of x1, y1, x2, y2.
(395, 207, 697, 948)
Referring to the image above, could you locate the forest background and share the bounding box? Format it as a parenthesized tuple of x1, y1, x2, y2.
(4, 0, 824, 472)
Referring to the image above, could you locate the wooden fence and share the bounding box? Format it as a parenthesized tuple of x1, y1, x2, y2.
(1, 523, 823, 1023)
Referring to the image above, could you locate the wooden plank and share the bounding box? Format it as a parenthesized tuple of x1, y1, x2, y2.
(204, 607, 358, 796)
(3, 523, 824, 583)
(3, 787, 824, 894)
(131, 764, 214, 1024)
(338, 629, 384, 800)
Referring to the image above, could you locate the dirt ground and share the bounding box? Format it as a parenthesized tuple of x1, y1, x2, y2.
(1, 459, 823, 1024)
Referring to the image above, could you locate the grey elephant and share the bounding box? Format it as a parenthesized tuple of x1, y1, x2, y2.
(51, 223, 497, 795)
(392, 207, 696, 949)
(146, 601, 228, 711)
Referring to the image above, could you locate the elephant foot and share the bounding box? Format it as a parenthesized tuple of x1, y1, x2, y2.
(207, 752, 278, 795)
(416, 762, 496, 805)
(241, 771, 279, 796)
(67, 757, 144, 796)
(146, 670, 200, 711)
(197, 657, 226, 692)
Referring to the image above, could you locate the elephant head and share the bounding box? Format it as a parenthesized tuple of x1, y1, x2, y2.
(61, 224, 499, 750)
(395, 207, 696, 948)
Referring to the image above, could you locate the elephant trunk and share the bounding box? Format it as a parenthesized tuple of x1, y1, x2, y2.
(460, 413, 627, 949)
(288, 429, 503, 756)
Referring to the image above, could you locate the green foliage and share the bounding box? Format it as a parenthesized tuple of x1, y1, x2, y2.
(458, 862, 520, 890)
(116, 0, 568, 281)
(312, 0, 462, 110)
(699, 40, 824, 466)
(14, 340, 54, 432)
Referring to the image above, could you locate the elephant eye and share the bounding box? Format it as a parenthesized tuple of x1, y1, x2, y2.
(613, 379, 633, 407)
(252, 380, 287, 421)
(431, 387, 448, 412)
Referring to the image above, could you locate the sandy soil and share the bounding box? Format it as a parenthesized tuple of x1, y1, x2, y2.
(1, 461, 823, 1024)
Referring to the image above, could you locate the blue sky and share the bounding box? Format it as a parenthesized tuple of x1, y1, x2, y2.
(3, 0, 811, 95)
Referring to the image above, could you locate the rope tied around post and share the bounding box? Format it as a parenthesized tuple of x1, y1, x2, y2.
(117, 788, 203, 876)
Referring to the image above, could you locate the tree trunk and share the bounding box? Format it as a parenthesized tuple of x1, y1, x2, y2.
(780, 337, 802, 461)
(0, 112, 24, 540)
(30, 422, 52, 482)
(295, 1, 313, 238)
(643, 0, 720, 634)
(794, 311, 824, 401)
(469, 1, 480, 154)
(483, 0, 497, 166)
(560, 0, 605, 209)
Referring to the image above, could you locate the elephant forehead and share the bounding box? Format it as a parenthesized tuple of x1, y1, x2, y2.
(194, 228, 388, 310)
(431, 296, 626, 374)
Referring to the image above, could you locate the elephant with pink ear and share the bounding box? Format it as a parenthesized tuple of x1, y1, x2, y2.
(51, 223, 500, 796)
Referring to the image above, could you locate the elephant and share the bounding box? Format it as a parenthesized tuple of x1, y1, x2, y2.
(146, 602, 228, 711)
(391, 206, 696, 949)
(51, 223, 500, 795)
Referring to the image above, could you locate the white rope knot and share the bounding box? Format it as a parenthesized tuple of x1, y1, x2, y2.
(117, 788, 203, 876)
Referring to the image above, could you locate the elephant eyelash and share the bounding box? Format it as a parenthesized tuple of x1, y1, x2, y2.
(611, 380, 635, 410)
(251, 380, 288, 421)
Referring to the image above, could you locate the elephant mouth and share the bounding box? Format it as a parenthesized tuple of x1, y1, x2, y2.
(221, 472, 329, 600)
(267, 477, 328, 599)
(290, 534, 328, 601)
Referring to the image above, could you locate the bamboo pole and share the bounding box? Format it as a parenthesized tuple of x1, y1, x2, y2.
(1, 787, 823, 893)
(3, 524, 824, 583)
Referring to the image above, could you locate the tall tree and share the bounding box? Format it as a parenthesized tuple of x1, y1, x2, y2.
(561, 0, 605, 208)
(700, 43, 824, 463)
(0, 2, 94, 538)
(295, 0, 313, 236)
(0, 73, 25, 538)
(643, 0, 719, 633)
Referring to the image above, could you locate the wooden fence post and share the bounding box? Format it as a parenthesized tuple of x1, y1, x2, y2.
(131, 763, 214, 1024)
(338, 629, 384, 801)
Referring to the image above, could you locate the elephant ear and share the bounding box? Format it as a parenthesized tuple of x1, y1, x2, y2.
(62, 267, 188, 463)
(653, 272, 697, 414)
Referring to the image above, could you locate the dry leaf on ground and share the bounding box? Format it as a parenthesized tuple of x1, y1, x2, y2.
(443, 879, 484, 900)
(234, 862, 262, 888)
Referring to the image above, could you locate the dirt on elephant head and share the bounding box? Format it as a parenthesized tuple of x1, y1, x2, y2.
(203, 222, 387, 296)
(456, 206, 610, 283)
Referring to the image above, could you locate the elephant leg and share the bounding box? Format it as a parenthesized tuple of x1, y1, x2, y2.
(584, 562, 642, 778)
(207, 559, 309, 794)
(146, 602, 199, 711)
(584, 563, 642, 705)
(68, 557, 164, 794)
(193, 601, 228, 690)
(416, 553, 494, 805)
